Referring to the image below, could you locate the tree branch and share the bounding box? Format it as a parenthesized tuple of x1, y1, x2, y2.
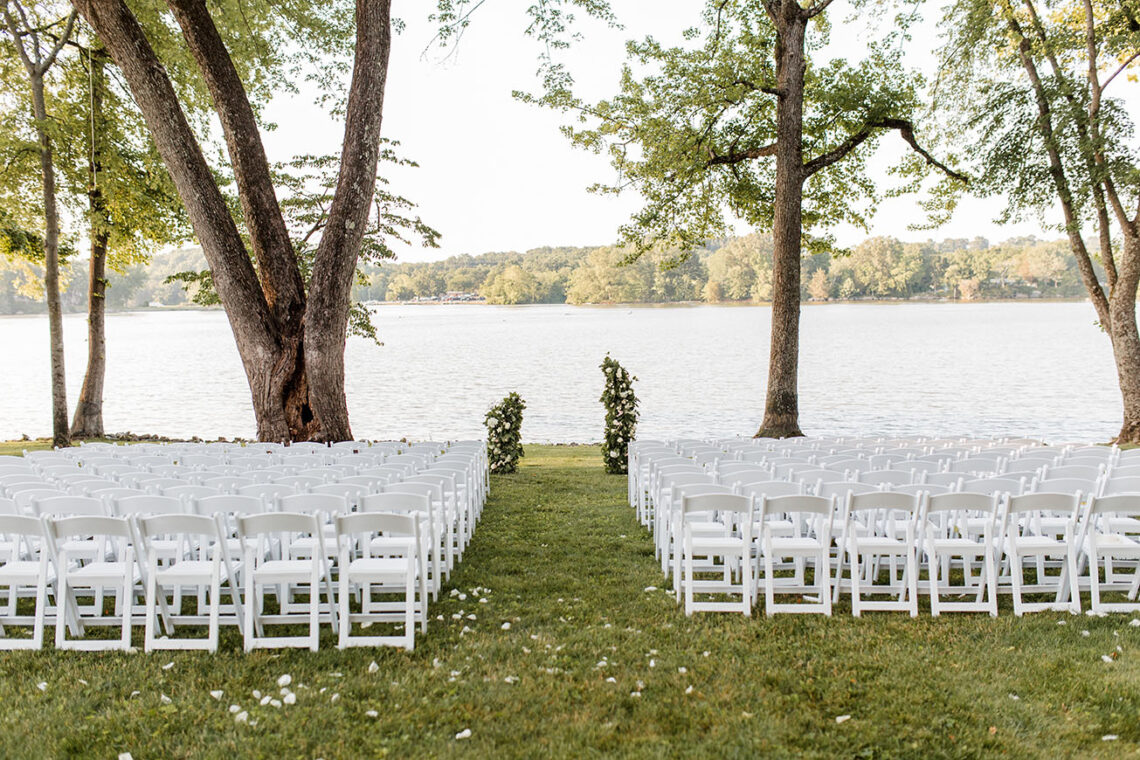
(1102, 51, 1140, 91)
(802, 118, 968, 182)
(2, 2, 36, 73)
(165, 0, 305, 327)
(805, 0, 836, 18)
(706, 142, 778, 166)
(39, 10, 75, 72)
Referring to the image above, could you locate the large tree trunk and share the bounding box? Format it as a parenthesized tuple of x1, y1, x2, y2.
(72, 51, 108, 439)
(73, 0, 393, 442)
(30, 73, 70, 449)
(1109, 234, 1140, 444)
(756, 4, 806, 439)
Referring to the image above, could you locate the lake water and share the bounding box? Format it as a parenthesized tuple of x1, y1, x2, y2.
(0, 302, 1124, 443)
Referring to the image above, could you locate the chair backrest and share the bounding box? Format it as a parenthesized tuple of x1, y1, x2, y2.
(0, 496, 19, 516)
(237, 483, 297, 502)
(960, 477, 1024, 497)
(761, 493, 835, 516)
(360, 492, 431, 514)
(859, 470, 913, 487)
(947, 457, 1001, 475)
(893, 483, 950, 496)
(1107, 464, 1140, 479)
(1087, 493, 1140, 517)
(271, 475, 325, 490)
(237, 510, 320, 538)
(311, 483, 370, 505)
(139, 512, 222, 539)
(279, 492, 349, 515)
(1033, 477, 1098, 496)
(49, 514, 132, 540)
(1044, 464, 1104, 481)
(848, 490, 920, 513)
(200, 476, 256, 491)
(738, 480, 803, 500)
(1007, 491, 1080, 516)
(163, 484, 222, 501)
(681, 492, 752, 515)
(112, 494, 184, 517)
(31, 495, 105, 517)
(926, 491, 1000, 515)
(1100, 475, 1140, 495)
(816, 481, 877, 500)
(194, 494, 265, 516)
(336, 511, 418, 539)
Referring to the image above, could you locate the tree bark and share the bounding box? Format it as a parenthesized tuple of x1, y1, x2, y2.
(30, 73, 70, 448)
(71, 0, 393, 442)
(755, 2, 805, 439)
(1109, 235, 1140, 444)
(72, 50, 108, 439)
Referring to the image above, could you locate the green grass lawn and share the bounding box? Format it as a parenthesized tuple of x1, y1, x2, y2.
(0, 444, 1138, 758)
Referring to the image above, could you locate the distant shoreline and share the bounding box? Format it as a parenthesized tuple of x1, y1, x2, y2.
(0, 296, 1097, 318)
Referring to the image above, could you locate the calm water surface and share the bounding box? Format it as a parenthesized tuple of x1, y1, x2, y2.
(0, 302, 1123, 443)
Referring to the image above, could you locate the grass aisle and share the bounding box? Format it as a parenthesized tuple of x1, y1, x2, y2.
(0, 445, 1138, 758)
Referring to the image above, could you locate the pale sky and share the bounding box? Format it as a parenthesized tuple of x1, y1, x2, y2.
(258, 1, 1063, 263)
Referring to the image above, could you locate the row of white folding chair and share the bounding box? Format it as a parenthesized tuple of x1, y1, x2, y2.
(670, 482, 1138, 617)
(0, 501, 431, 651)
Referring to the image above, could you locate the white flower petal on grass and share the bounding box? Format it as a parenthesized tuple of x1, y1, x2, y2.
(479, 598, 488, 604)
(36, 682, 46, 692)
(1081, 630, 1091, 637)
(365, 710, 379, 718)
(368, 661, 379, 674)
(504, 676, 519, 684)
(253, 690, 262, 699)
(685, 685, 693, 695)
(1130, 619, 1140, 627)
(129, 691, 140, 699)
(277, 674, 292, 688)
(160, 694, 172, 705)
(1102, 655, 1114, 663)
(605, 677, 617, 684)
(644, 586, 657, 592)
(284, 693, 297, 705)
(1057, 620, 1067, 625)
(455, 729, 472, 740)
(678, 667, 687, 674)
(229, 704, 241, 714)
(210, 690, 224, 701)
(260, 695, 272, 706)
(234, 711, 249, 724)
(702, 651, 710, 657)
(1103, 735, 1119, 741)
(162, 662, 174, 671)
(1008, 694, 1020, 701)
(836, 715, 851, 724)
(501, 622, 511, 630)
(270, 699, 282, 708)
(118, 753, 133, 760)
(449, 589, 460, 597)
(330, 693, 340, 703)
(630, 691, 641, 698)
(78, 679, 88, 686)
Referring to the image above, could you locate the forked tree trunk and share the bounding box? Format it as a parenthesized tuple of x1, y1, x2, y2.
(30, 73, 70, 449)
(72, 0, 391, 442)
(72, 51, 108, 439)
(755, 5, 806, 439)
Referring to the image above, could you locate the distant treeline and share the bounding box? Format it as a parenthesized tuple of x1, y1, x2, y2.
(0, 235, 1088, 314)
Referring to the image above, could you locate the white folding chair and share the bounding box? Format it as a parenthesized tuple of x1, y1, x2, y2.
(677, 492, 753, 616)
(139, 513, 238, 652)
(922, 492, 1001, 616)
(50, 515, 139, 651)
(0, 515, 54, 649)
(237, 511, 337, 651)
(1000, 492, 1082, 615)
(758, 494, 835, 615)
(336, 512, 425, 650)
(360, 492, 440, 600)
(1078, 493, 1140, 614)
(834, 491, 921, 617)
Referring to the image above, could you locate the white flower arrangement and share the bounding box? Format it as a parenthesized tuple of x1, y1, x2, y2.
(600, 355, 639, 475)
(485, 392, 526, 474)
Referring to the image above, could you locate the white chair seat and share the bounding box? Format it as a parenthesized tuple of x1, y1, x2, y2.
(0, 561, 49, 583)
(154, 560, 215, 583)
(253, 559, 314, 582)
(346, 556, 412, 579)
(69, 561, 138, 583)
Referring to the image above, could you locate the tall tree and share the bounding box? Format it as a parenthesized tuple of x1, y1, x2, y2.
(68, 0, 390, 441)
(938, 0, 1140, 442)
(2, 0, 76, 448)
(531, 0, 965, 437)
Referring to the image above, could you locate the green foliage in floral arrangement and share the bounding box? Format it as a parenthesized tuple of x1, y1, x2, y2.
(486, 392, 526, 474)
(600, 355, 638, 474)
